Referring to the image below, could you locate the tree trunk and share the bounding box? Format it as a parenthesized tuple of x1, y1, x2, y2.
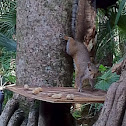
(75, 0, 96, 42)
(0, 0, 76, 126)
(16, 0, 75, 125)
(16, 0, 73, 87)
(74, 0, 96, 61)
(93, 59, 126, 126)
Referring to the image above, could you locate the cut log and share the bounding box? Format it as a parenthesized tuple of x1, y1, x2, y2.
(7, 109, 24, 126)
(27, 101, 39, 126)
(0, 94, 19, 126)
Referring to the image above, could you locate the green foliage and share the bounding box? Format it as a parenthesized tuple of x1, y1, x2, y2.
(3, 89, 13, 108)
(0, 0, 16, 38)
(0, 48, 16, 108)
(0, 1, 17, 112)
(4, 72, 16, 84)
(89, 103, 103, 116)
(72, 109, 82, 119)
(0, 48, 16, 83)
(96, 0, 126, 64)
(0, 33, 16, 51)
(0, 0, 17, 51)
(95, 68, 120, 91)
(72, 103, 103, 125)
(0, 0, 16, 84)
(0, 0, 16, 109)
(72, 104, 90, 120)
(114, 0, 126, 26)
(99, 64, 107, 73)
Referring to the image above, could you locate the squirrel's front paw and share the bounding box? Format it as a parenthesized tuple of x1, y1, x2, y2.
(78, 87, 82, 92)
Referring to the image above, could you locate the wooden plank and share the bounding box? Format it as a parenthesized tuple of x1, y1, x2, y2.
(5, 86, 106, 103)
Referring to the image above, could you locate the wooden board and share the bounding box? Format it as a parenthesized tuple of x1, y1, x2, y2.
(6, 86, 106, 103)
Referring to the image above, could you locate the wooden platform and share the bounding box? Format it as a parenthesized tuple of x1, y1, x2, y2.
(6, 86, 106, 103)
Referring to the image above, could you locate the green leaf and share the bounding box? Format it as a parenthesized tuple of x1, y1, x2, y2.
(99, 64, 107, 72)
(0, 0, 16, 39)
(0, 33, 16, 51)
(72, 110, 82, 119)
(95, 69, 120, 91)
(114, 0, 126, 26)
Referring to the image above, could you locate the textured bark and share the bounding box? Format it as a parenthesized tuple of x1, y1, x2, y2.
(93, 59, 126, 126)
(122, 110, 126, 126)
(20, 120, 27, 126)
(7, 109, 24, 126)
(0, 95, 19, 126)
(75, 0, 96, 42)
(16, 0, 73, 87)
(15, 0, 75, 126)
(27, 101, 39, 126)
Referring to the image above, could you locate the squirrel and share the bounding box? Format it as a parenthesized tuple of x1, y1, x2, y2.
(64, 0, 117, 92)
(63, 36, 98, 92)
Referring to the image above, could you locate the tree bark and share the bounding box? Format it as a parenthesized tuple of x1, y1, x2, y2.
(7, 109, 24, 126)
(93, 59, 126, 126)
(75, 0, 96, 42)
(16, 0, 73, 87)
(0, 95, 19, 126)
(27, 101, 39, 126)
(12, 0, 75, 126)
(122, 110, 126, 126)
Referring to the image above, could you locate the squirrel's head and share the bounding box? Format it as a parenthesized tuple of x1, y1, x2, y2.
(59, 34, 74, 42)
(87, 62, 99, 79)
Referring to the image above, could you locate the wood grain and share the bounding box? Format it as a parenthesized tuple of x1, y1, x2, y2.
(6, 86, 106, 103)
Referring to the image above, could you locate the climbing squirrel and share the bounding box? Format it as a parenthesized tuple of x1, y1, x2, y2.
(63, 36, 98, 92)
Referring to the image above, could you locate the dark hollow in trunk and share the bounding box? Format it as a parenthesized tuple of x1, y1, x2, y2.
(38, 101, 76, 126)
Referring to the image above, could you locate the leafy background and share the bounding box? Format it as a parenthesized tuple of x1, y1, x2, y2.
(0, 0, 126, 125)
